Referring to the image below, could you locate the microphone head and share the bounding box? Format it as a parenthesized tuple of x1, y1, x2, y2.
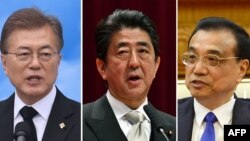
(14, 121, 31, 139)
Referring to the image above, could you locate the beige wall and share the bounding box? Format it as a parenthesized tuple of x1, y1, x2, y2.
(178, 79, 250, 99)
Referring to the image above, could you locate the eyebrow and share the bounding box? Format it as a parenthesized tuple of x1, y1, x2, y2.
(188, 46, 222, 56)
(136, 41, 149, 47)
(17, 45, 53, 51)
(16, 46, 31, 50)
(39, 45, 53, 50)
(117, 41, 150, 48)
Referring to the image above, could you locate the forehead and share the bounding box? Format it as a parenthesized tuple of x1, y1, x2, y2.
(189, 29, 236, 55)
(6, 25, 58, 51)
(109, 28, 152, 47)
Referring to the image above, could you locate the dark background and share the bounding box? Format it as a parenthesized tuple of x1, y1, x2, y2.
(83, 0, 176, 116)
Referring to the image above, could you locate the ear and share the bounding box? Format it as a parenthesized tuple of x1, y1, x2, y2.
(1, 54, 8, 74)
(57, 54, 62, 65)
(236, 59, 249, 83)
(96, 58, 107, 80)
(153, 57, 161, 78)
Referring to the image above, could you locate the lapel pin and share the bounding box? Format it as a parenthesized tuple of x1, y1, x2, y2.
(59, 122, 66, 129)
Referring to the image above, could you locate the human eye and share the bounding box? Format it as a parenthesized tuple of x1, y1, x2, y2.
(117, 48, 130, 58)
(188, 54, 198, 64)
(138, 48, 149, 54)
(16, 51, 31, 59)
(138, 47, 150, 59)
(205, 55, 219, 66)
(39, 51, 53, 61)
(117, 50, 128, 55)
(40, 52, 52, 57)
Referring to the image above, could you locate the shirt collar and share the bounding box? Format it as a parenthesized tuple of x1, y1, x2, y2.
(14, 85, 57, 121)
(194, 96, 235, 127)
(106, 90, 150, 121)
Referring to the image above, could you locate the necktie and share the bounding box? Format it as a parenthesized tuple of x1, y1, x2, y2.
(200, 112, 217, 141)
(19, 106, 38, 141)
(125, 111, 147, 141)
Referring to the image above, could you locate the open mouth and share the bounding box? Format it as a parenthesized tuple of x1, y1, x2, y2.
(28, 76, 41, 80)
(190, 79, 207, 88)
(129, 76, 140, 81)
(26, 75, 42, 84)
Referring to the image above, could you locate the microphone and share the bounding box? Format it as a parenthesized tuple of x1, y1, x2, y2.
(144, 105, 173, 141)
(14, 121, 31, 141)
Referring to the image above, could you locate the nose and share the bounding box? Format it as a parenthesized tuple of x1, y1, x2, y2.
(128, 51, 140, 69)
(193, 58, 208, 75)
(28, 54, 41, 70)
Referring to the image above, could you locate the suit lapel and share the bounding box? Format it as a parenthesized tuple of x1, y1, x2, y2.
(42, 89, 79, 141)
(147, 103, 176, 141)
(0, 94, 15, 141)
(232, 98, 250, 124)
(85, 96, 127, 141)
(178, 98, 194, 141)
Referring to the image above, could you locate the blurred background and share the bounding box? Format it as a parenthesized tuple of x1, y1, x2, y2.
(0, 0, 81, 102)
(178, 0, 250, 99)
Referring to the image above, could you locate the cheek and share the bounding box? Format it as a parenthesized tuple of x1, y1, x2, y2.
(142, 62, 158, 81)
(107, 63, 124, 78)
(209, 66, 239, 87)
(184, 67, 192, 79)
(45, 63, 59, 80)
(6, 62, 24, 77)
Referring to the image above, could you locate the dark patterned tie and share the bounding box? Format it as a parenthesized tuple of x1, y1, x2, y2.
(125, 110, 147, 141)
(200, 112, 217, 141)
(19, 106, 38, 141)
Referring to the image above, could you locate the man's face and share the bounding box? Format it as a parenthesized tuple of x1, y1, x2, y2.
(185, 29, 248, 103)
(1, 25, 61, 104)
(96, 28, 160, 108)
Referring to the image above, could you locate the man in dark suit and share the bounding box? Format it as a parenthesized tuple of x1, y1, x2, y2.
(178, 17, 250, 141)
(83, 9, 176, 141)
(0, 8, 80, 141)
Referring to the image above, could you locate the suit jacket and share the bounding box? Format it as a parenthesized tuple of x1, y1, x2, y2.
(83, 95, 176, 141)
(178, 97, 250, 141)
(0, 88, 80, 141)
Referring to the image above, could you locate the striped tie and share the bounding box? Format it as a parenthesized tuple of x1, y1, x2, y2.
(125, 111, 147, 141)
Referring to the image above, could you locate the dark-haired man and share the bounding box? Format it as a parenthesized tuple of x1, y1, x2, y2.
(179, 17, 250, 141)
(83, 9, 176, 141)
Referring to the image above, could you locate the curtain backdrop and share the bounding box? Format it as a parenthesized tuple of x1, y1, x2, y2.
(83, 0, 176, 116)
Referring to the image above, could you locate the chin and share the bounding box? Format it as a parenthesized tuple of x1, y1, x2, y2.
(22, 86, 47, 95)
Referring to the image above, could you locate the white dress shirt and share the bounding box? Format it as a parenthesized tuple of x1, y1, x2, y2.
(14, 85, 56, 141)
(191, 97, 236, 141)
(106, 90, 151, 141)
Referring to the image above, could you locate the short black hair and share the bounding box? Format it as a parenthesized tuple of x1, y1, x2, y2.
(188, 17, 250, 61)
(95, 9, 159, 62)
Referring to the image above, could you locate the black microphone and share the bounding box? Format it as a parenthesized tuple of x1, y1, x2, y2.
(14, 121, 31, 141)
(144, 105, 173, 141)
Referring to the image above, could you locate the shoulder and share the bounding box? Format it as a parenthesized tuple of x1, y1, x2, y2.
(178, 97, 194, 115)
(83, 95, 109, 118)
(83, 101, 95, 118)
(236, 98, 250, 102)
(0, 94, 14, 112)
(156, 109, 176, 125)
(178, 97, 193, 106)
(55, 89, 81, 116)
(146, 103, 176, 127)
(66, 97, 81, 111)
(235, 98, 250, 107)
(56, 88, 80, 107)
